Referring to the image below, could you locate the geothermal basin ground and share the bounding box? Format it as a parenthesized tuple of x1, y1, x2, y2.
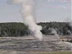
(0, 35, 72, 54)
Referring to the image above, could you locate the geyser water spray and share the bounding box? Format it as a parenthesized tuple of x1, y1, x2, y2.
(9, 0, 43, 41)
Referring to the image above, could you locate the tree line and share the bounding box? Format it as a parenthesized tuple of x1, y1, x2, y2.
(0, 22, 72, 37)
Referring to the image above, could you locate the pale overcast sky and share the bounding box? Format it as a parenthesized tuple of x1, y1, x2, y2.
(0, 0, 71, 23)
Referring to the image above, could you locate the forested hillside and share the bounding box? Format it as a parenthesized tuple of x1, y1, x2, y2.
(0, 22, 72, 37)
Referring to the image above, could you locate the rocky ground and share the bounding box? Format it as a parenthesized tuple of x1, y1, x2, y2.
(0, 36, 72, 54)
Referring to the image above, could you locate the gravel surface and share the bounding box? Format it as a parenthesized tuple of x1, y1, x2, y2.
(0, 36, 72, 54)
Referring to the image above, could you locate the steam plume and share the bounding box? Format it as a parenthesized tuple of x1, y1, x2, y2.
(51, 28, 60, 40)
(11, 0, 43, 41)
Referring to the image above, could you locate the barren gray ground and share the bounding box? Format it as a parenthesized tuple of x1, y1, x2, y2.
(0, 36, 72, 54)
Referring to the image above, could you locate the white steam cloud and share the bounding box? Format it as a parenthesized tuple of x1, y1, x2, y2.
(10, 0, 43, 41)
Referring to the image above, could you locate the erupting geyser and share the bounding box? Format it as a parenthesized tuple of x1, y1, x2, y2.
(10, 0, 43, 41)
